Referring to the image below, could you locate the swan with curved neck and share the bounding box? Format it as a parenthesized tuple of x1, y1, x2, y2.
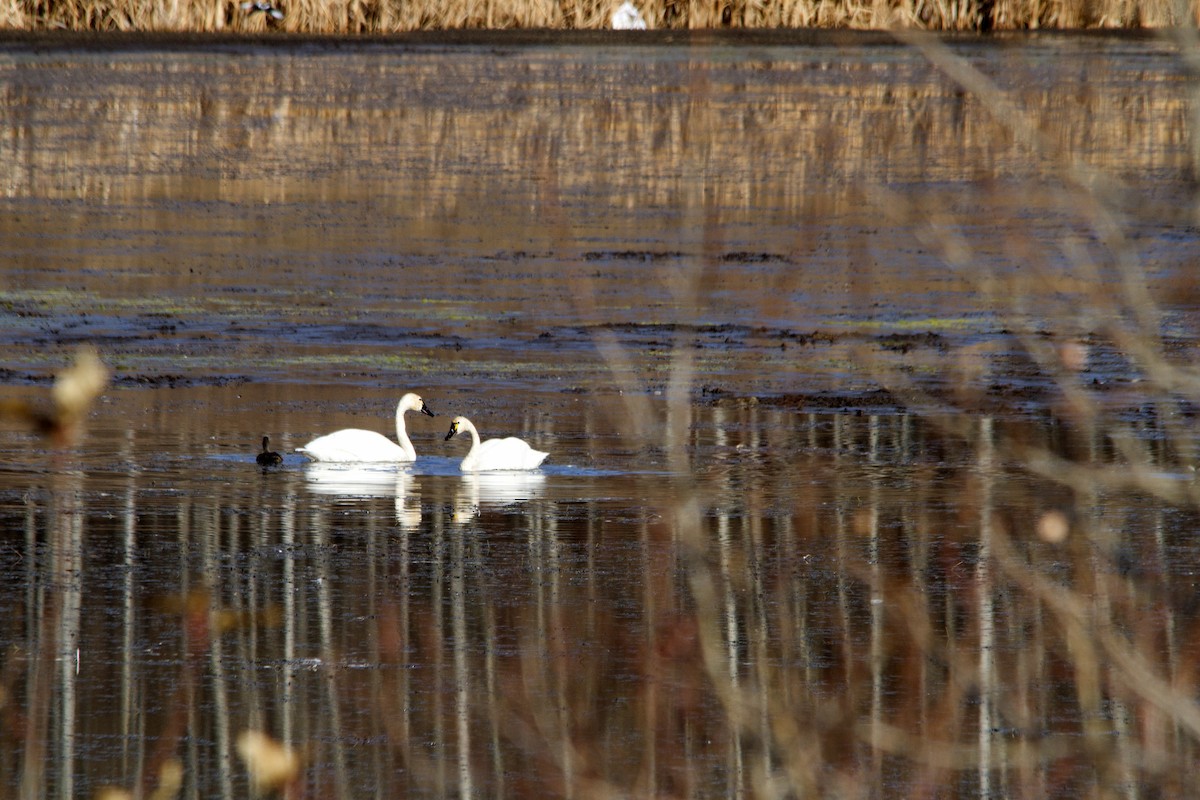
(299, 393, 434, 462)
(444, 416, 548, 472)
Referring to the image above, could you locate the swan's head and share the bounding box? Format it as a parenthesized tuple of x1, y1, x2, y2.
(400, 393, 436, 418)
(445, 416, 468, 441)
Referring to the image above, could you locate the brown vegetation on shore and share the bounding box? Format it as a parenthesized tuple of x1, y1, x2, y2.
(0, 0, 1188, 33)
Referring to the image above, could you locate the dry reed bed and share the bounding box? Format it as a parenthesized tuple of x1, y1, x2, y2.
(0, 0, 1193, 31)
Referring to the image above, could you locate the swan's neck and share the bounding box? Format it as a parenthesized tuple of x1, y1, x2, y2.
(394, 408, 416, 460)
(461, 422, 482, 469)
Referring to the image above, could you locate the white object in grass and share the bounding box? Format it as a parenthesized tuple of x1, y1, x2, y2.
(611, 1, 647, 29)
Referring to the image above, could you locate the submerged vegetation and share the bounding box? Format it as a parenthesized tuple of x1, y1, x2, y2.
(0, 0, 1192, 32)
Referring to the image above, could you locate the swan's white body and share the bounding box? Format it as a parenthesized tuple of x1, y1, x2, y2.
(445, 416, 548, 472)
(611, 1, 647, 29)
(299, 393, 434, 463)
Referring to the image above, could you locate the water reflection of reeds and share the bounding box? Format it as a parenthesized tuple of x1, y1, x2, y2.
(2, 406, 1199, 795)
(1, 41, 1189, 246)
(3, 41, 1194, 409)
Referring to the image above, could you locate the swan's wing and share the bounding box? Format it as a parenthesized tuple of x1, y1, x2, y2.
(473, 437, 548, 471)
(299, 429, 409, 462)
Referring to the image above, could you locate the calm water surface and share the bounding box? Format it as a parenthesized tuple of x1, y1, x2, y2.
(2, 31, 1200, 798)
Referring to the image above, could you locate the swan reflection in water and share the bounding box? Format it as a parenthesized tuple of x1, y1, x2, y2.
(303, 465, 547, 527)
(453, 472, 547, 524)
(303, 464, 422, 529)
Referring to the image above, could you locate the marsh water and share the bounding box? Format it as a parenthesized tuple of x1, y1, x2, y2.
(3, 30, 1200, 798)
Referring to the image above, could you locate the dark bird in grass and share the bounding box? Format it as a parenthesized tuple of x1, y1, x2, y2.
(241, 0, 285, 19)
(257, 436, 284, 466)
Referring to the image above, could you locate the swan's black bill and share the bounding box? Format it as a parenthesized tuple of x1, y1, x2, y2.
(421, 402, 435, 418)
(444, 421, 460, 441)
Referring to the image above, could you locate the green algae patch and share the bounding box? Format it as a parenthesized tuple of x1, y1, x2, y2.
(833, 316, 981, 333)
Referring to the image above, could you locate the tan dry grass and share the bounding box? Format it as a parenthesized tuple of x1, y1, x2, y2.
(0, 0, 1194, 31)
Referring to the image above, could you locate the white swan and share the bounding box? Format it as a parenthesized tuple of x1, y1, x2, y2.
(444, 416, 548, 472)
(611, 1, 647, 29)
(298, 393, 434, 462)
